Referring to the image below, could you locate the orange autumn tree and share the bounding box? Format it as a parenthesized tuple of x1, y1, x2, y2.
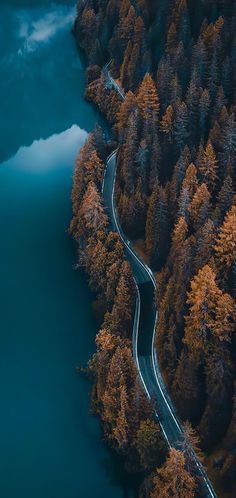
(184, 265, 236, 350)
(137, 73, 160, 122)
(198, 141, 218, 192)
(160, 104, 174, 138)
(180, 421, 205, 473)
(151, 448, 196, 498)
(79, 182, 108, 237)
(135, 419, 165, 470)
(214, 205, 236, 271)
(188, 183, 211, 231)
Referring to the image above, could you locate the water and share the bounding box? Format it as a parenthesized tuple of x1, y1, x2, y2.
(0, 2, 136, 497)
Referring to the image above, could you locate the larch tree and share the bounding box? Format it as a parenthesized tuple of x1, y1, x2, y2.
(160, 105, 174, 139)
(184, 265, 236, 351)
(112, 378, 129, 450)
(135, 419, 165, 470)
(150, 448, 196, 498)
(79, 182, 108, 238)
(137, 73, 160, 123)
(117, 90, 137, 142)
(178, 163, 198, 221)
(180, 421, 205, 474)
(83, 149, 104, 189)
(173, 101, 189, 150)
(194, 219, 216, 271)
(215, 175, 234, 224)
(188, 183, 211, 232)
(199, 88, 210, 138)
(145, 183, 170, 269)
(104, 261, 135, 336)
(198, 141, 218, 192)
(214, 205, 236, 272)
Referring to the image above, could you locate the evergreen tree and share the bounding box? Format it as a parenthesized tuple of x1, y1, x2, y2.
(173, 101, 189, 150)
(145, 183, 170, 269)
(198, 141, 218, 192)
(137, 73, 160, 123)
(184, 265, 236, 350)
(188, 183, 212, 231)
(135, 420, 165, 470)
(214, 205, 236, 272)
(151, 449, 196, 498)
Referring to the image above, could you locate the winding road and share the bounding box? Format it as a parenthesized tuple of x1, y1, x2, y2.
(102, 129, 217, 497)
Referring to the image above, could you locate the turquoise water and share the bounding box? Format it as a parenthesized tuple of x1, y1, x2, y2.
(0, 2, 135, 497)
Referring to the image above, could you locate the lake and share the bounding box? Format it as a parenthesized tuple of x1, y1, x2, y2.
(0, 2, 136, 497)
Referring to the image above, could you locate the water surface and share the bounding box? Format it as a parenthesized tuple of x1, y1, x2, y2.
(0, 2, 135, 497)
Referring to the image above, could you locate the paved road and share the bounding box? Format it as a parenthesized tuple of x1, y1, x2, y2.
(102, 150, 217, 498)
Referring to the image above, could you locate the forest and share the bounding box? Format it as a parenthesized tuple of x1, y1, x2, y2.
(71, 0, 236, 496)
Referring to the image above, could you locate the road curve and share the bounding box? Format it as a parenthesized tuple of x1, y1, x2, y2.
(102, 149, 217, 498)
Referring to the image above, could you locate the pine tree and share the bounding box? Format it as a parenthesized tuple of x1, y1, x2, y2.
(169, 146, 191, 217)
(198, 141, 218, 192)
(137, 73, 160, 122)
(173, 101, 189, 150)
(135, 420, 165, 470)
(188, 183, 211, 232)
(170, 216, 188, 264)
(166, 23, 177, 53)
(178, 163, 198, 220)
(199, 88, 210, 138)
(117, 90, 137, 142)
(184, 265, 236, 350)
(214, 205, 236, 274)
(127, 42, 140, 89)
(194, 219, 216, 271)
(112, 379, 129, 449)
(215, 175, 234, 224)
(79, 182, 108, 238)
(83, 149, 104, 188)
(104, 261, 135, 336)
(186, 78, 200, 141)
(198, 345, 233, 448)
(151, 449, 196, 498)
(180, 421, 205, 474)
(145, 183, 170, 269)
(169, 74, 182, 105)
(160, 105, 174, 138)
(120, 40, 133, 89)
(220, 114, 236, 170)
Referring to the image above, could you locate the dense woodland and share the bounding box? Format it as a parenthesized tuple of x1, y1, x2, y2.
(72, 0, 236, 496)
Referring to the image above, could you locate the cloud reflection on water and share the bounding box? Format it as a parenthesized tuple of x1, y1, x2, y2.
(3, 124, 87, 173)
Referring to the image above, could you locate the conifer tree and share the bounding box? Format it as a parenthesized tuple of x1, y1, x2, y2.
(103, 261, 135, 336)
(117, 90, 137, 142)
(173, 101, 189, 150)
(199, 88, 210, 138)
(79, 182, 108, 238)
(194, 219, 216, 271)
(180, 421, 205, 474)
(184, 265, 236, 350)
(137, 73, 160, 122)
(151, 449, 196, 498)
(145, 183, 170, 269)
(135, 420, 165, 470)
(160, 105, 174, 138)
(199, 142, 218, 192)
(178, 163, 198, 220)
(215, 175, 234, 224)
(214, 205, 236, 277)
(188, 183, 211, 231)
